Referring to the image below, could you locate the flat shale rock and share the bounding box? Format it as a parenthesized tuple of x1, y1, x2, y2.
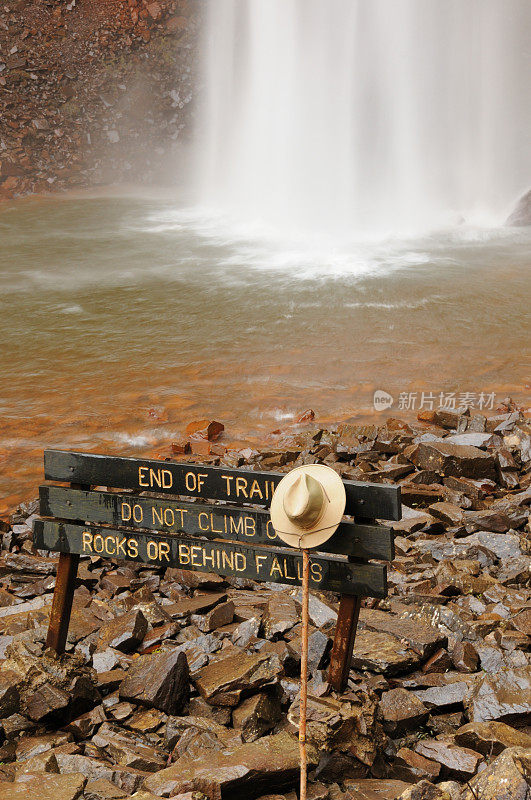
(411, 681, 469, 712)
(0, 669, 20, 716)
(466, 666, 531, 724)
(97, 610, 148, 652)
(344, 779, 412, 799)
(143, 731, 317, 799)
(92, 722, 167, 771)
(120, 649, 189, 714)
(359, 610, 447, 661)
(408, 441, 496, 480)
(463, 746, 531, 800)
(191, 600, 235, 632)
(0, 772, 86, 800)
(232, 692, 282, 742)
(414, 740, 483, 780)
(455, 720, 531, 755)
(392, 748, 441, 782)
(351, 630, 420, 676)
(262, 594, 298, 639)
(84, 778, 128, 799)
(378, 688, 429, 735)
(193, 651, 283, 706)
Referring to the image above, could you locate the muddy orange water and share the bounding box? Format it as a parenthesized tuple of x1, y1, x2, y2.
(1, 193, 530, 516)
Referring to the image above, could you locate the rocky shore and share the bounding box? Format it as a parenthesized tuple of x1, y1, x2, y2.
(0, 0, 201, 200)
(0, 403, 529, 800)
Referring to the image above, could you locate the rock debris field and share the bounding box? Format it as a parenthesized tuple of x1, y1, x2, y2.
(0, 404, 530, 800)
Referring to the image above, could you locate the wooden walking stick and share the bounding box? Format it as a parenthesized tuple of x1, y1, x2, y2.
(299, 547, 310, 800)
(269, 465, 346, 800)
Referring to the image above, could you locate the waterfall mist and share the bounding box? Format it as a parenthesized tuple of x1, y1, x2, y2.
(195, 0, 531, 235)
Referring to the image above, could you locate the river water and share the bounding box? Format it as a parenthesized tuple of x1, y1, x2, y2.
(1, 191, 529, 513)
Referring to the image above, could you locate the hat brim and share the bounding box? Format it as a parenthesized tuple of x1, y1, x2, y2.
(270, 465, 346, 549)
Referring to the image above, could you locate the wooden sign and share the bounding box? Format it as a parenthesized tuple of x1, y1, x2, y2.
(39, 486, 394, 562)
(44, 450, 401, 520)
(33, 520, 387, 597)
(36, 449, 401, 692)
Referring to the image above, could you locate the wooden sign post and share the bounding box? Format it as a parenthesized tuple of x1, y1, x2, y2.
(35, 450, 400, 692)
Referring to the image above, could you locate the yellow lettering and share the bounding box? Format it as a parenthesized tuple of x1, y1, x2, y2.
(210, 514, 222, 534)
(152, 506, 163, 526)
(147, 540, 158, 560)
(234, 552, 246, 572)
(229, 516, 244, 537)
(138, 466, 149, 487)
(82, 531, 93, 552)
(121, 502, 132, 522)
(244, 516, 256, 537)
(266, 520, 278, 540)
(197, 473, 207, 492)
(249, 480, 263, 500)
(222, 549, 234, 570)
(191, 546, 202, 567)
(159, 541, 170, 561)
(310, 562, 323, 583)
(283, 558, 296, 581)
(104, 536, 116, 555)
(163, 508, 175, 527)
(162, 469, 173, 489)
(270, 556, 283, 579)
(127, 538, 138, 558)
(93, 534, 104, 553)
(255, 554, 267, 573)
(203, 548, 215, 568)
(198, 512, 210, 531)
(132, 504, 143, 523)
(177, 509, 187, 527)
(179, 543, 190, 565)
(236, 477, 248, 498)
(185, 472, 196, 492)
(116, 537, 127, 557)
(221, 475, 234, 496)
(149, 468, 161, 488)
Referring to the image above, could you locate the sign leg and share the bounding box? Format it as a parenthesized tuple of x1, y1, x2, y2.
(328, 593, 362, 693)
(299, 548, 310, 800)
(45, 551, 79, 655)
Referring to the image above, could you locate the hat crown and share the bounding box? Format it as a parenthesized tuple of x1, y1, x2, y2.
(282, 473, 326, 529)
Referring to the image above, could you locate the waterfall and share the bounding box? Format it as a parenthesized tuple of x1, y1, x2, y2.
(194, 0, 531, 235)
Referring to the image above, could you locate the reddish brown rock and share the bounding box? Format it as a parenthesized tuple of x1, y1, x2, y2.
(408, 441, 496, 480)
(414, 740, 483, 780)
(392, 748, 441, 782)
(193, 651, 282, 707)
(144, 731, 317, 799)
(232, 692, 282, 742)
(455, 721, 531, 756)
(378, 688, 429, 735)
(185, 420, 224, 441)
(119, 649, 189, 714)
(451, 642, 479, 673)
(0, 773, 86, 800)
(463, 746, 531, 800)
(97, 610, 148, 653)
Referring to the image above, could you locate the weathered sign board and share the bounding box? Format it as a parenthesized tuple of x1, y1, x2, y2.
(35, 449, 401, 692)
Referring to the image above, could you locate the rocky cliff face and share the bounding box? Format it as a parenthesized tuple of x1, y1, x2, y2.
(0, 0, 202, 200)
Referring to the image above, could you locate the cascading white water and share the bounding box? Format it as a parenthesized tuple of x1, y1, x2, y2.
(195, 0, 531, 235)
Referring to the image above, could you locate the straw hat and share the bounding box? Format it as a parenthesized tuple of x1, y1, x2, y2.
(270, 465, 347, 549)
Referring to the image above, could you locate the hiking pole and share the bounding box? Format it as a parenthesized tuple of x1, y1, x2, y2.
(299, 547, 309, 800)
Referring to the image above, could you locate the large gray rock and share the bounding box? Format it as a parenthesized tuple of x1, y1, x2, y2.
(408, 441, 496, 480)
(0, 773, 87, 800)
(466, 666, 531, 724)
(143, 731, 317, 799)
(119, 649, 189, 714)
(506, 189, 531, 226)
(193, 651, 282, 707)
(463, 746, 531, 800)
